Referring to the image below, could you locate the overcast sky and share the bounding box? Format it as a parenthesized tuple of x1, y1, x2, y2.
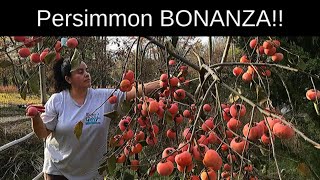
(106, 36, 209, 50)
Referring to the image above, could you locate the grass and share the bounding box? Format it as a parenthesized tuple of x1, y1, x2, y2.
(0, 106, 26, 118)
(0, 91, 44, 180)
(0, 93, 41, 105)
(0, 85, 42, 105)
(0, 121, 44, 180)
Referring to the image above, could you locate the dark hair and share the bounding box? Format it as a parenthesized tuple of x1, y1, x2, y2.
(53, 57, 71, 92)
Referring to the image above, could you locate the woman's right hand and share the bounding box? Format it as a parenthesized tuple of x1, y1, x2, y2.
(26, 105, 45, 118)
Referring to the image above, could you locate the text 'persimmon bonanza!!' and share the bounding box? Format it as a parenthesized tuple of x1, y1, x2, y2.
(37, 9, 283, 28)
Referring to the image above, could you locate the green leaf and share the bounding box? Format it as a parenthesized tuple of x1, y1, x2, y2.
(44, 51, 56, 64)
(74, 121, 83, 140)
(0, 60, 12, 68)
(297, 59, 307, 71)
(313, 102, 320, 116)
(122, 172, 134, 180)
(139, 140, 148, 147)
(28, 74, 39, 94)
(19, 81, 28, 100)
(115, 170, 121, 179)
(104, 110, 120, 120)
(70, 48, 81, 72)
(16, 73, 23, 84)
(107, 154, 116, 175)
(120, 101, 132, 114)
(138, 162, 149, 175)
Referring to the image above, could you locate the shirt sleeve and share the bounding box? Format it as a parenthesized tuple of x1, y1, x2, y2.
(40, 93, 61, 131)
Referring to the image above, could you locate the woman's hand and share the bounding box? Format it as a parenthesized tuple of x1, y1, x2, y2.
(26, 105, 45, 118)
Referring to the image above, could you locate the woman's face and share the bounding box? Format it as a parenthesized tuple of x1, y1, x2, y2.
(67, 61, 91, 90)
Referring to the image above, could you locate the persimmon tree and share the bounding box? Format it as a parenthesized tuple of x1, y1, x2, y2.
(1, 36, 320, 180)
(97, 36, 320, 180)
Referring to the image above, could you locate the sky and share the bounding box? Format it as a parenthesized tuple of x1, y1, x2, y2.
(106, 36, 209, 50)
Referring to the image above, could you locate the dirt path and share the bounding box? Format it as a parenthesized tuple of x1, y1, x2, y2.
(0, 115, 29, 125)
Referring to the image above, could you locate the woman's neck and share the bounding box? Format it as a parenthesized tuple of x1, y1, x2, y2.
(69, 88, 88, 105)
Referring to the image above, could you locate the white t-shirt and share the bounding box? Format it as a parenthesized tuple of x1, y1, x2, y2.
(41, 88, 126, 180)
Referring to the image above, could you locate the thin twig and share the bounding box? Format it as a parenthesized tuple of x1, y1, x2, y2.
(216, 36, 231, 71)
(210, 62, 320, 80)
(238, 106, 255, 180)
(145, 36, 201, 72)
(264, 117, 282, 180)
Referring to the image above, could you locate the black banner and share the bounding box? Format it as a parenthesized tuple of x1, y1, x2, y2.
(0, 6, 317, 36)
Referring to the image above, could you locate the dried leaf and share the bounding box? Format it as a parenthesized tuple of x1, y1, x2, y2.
(313, 102, 320, 116)
(259, 98, 268, 106)
(70, 48, 81, 72)
(228, 93, 239, 103)
(256, 84, 261, 97)
(236, 87, 242, 94)
(297, 162, 311, 177)
(74, 121, 83, 140)
(0, 60, 12, 68)
(177, 71, 183, 78)
(228, 88, 242, 103)
(104, 110, 119, 120)
(44, 51, 56, 64)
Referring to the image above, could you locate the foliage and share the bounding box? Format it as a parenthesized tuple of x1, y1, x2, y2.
(0, 93, 41, 105)
(0, 85, 18, 93)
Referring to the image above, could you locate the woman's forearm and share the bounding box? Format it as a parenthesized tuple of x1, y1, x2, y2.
(126, 80, 160, 101)
(31, 114, 51, 139)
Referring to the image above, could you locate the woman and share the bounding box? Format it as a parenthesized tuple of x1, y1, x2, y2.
(27, 57, 160, 180)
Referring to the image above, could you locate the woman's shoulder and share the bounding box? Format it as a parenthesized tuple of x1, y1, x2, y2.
(90, 87, 117, 94)
(47, 91, 64, 102)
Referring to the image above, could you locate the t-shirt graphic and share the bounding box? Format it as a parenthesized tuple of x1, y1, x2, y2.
(85, 112, 101, 125)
